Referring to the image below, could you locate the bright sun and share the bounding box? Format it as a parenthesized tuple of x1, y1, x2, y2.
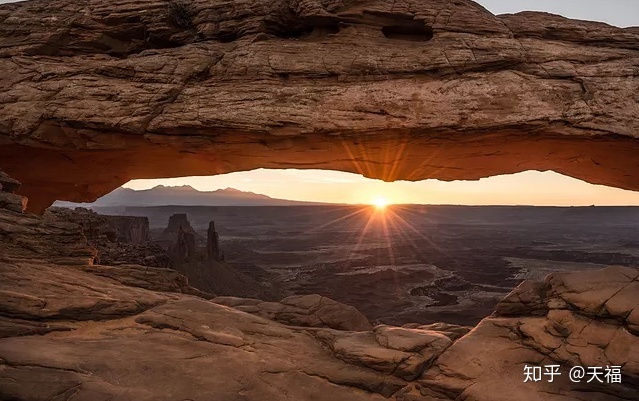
(373, 197, 389, 209)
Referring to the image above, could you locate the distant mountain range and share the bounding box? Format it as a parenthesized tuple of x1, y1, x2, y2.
(54, 185, 333, 207)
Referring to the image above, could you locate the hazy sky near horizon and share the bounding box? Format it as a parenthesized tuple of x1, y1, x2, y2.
(122, 170, 639, 207)
(3, 0, 638, 205)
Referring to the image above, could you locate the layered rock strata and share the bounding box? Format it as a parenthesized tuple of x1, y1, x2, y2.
(48, 207, 171, 267)
(0, 0, 637, 212)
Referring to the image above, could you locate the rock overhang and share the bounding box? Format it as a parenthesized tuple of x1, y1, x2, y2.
(0, 0, 638, 212)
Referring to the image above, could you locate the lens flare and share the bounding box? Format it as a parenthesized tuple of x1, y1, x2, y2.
(373, 197, 389, 210)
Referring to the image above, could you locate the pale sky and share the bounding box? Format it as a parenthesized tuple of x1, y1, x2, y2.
(123, 170, 639, 206)
(3, 0, 638, 205)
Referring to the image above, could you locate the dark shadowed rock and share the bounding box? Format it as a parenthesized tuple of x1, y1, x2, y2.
(164, 213, 195, 236)
(207, 221, 224, 262)
(48, 207, 171, 268)
(159, 213, 280, 299)
(0, 169, 21, 194)
(106, 215, 150, 244)
(0, 192, 27, 214)
(158, 213, 201, 256)
(169, 225, 197, 263)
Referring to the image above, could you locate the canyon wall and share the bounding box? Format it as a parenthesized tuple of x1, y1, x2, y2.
(48, 207, 170, 267)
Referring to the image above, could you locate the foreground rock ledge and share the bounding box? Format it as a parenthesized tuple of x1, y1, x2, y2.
(1, 0, 638, 211)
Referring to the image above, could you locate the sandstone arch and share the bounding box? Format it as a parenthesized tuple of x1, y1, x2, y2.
(0, 0, 638, 212)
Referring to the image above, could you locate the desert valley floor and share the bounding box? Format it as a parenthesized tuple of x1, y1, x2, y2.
(93, 205, 639, 326)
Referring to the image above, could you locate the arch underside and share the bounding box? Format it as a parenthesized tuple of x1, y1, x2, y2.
(0, 0, 638, 211)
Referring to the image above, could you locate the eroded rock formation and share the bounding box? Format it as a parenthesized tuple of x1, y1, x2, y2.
(158, 212, 197, 247)
(0, 170, 20, 194)
(0, 173, 214, 324)
(108, 215, 151, 244)
(419, 266, 639, 400)
(0, 180, 97, 266)
(207, 221, 224, 262)
(160, 213, 281, 299)
(48, 207, 171, 267)
(0, 0, 638, 211)
(169, 225, 198, 263)
(0, 169, 25, 213)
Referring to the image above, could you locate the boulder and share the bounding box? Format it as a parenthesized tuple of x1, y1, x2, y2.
(0, 192, 27, 214)
(314, 326, 452, 381)
(214, 294, 373, 331)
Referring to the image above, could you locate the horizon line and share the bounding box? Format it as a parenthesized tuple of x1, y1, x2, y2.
(65, 203, 639, 208)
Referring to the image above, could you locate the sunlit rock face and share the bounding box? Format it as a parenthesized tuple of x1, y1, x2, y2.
(420, 266, 639, 400)
(213, 294, 373, 331)
(0, 0, 638, 212)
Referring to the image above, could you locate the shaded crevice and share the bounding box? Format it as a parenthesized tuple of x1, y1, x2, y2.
(382, 24, 434, 42)
(167, 0, 194, 29)
(264, 16, 342, 40)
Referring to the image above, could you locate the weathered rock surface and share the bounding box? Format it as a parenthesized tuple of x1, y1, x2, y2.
(419, 265, 639, 401)
(50, 207, 151, 245)
(83, 264, 214, 299)
(0, 171, 214, 317)
(0, 1, 638, 212)
(0, 202, 97, 266)
(0, 299, 409, 401)
(0, 169, 20, 193)
(402, 322, 472, 342)
(213, 294, 373, 331)
(315, 325, 453, 381)
(49, 206, 171, 267)
(0, 191, 27, 213)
